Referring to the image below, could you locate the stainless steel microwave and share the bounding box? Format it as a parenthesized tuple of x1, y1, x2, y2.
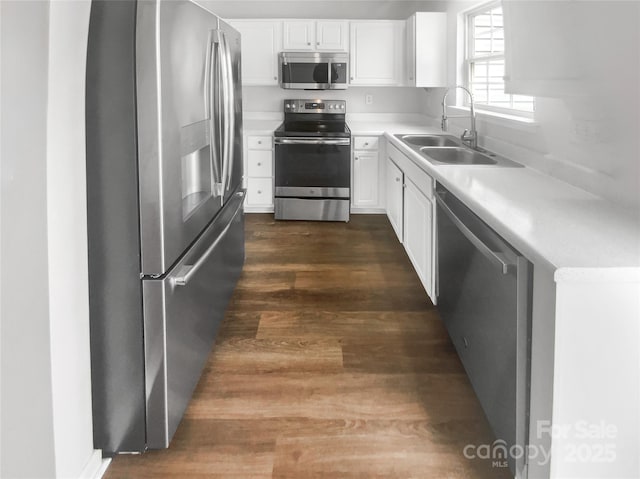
(278, 52, 348, 90)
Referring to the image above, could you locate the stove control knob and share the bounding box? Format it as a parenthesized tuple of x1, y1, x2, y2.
(285, 103, 291, 109)
(339, 104, 344, 109)
(329, 104, 334, 109)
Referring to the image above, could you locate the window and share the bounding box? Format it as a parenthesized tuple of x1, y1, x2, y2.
(466, 2, 535, 115)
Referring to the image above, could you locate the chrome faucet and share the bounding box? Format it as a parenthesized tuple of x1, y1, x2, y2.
(441, 85, 477, 149)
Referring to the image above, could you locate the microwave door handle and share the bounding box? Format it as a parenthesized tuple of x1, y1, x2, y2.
(327, 60, 332, 89)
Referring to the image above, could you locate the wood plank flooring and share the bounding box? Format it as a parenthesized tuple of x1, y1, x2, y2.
(104, 214, 510, 479)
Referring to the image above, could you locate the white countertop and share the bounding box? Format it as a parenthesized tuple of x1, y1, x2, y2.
(243, 118, 282, 135)
(242, 113, 640, 280)
(383, 129, 640, 282)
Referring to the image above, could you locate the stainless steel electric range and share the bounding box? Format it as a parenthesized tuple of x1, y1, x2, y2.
(274, 99, 351, 222)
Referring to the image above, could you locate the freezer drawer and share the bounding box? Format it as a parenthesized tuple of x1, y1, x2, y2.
(143, 191, 245, 448)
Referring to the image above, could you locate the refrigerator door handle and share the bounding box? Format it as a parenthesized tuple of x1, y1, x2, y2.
(219, 31, 233, 198)
(210, 30, 224, 199)
(225, 33, 235, 192)
(172, 193, 243, 286)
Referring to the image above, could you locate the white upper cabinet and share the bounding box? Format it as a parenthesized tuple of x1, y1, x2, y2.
(315, 21, 349, 51)
(283, 20, 348, 52)
(229, 20, 282, 85)
(406, 12, 447, 87)
(349, 21, 405, 86)
(283, 21, 315, 50)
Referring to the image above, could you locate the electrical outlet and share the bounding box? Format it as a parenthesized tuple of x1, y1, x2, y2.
(365, 94, 373, 105)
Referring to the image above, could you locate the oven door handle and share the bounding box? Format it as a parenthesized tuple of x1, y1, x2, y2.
(274, 138, 351, 146)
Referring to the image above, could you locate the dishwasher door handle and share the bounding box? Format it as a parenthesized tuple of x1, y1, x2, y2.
(436, 192, 514, 275)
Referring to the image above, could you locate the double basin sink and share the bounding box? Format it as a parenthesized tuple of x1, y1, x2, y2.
(395, 134, 522, 168)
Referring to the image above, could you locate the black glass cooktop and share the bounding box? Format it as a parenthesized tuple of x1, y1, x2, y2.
(274, 120, 351, 138)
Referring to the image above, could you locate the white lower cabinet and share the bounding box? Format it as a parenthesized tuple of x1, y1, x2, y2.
(386, 143, 436, 303)
(351, 135, 384, 212)
(244, 133, 274, 212)
(353, 151, 379, 207)
(403, 178, 434, 300)
(385, 158, 403, 242)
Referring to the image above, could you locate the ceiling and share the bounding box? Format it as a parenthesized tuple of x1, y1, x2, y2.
(196, 0, 447, 20)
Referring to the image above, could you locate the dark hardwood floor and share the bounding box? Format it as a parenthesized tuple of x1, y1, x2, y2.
(104, 214, 510, 478)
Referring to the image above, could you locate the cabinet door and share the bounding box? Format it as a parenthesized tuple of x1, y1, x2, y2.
(414, 12, 447, 87)
(316, 21, 348, 51)
(283, 20, 315, 51)
(350, 21, 405, 85)
(385, 158, 403, 242)
(353, 151, 379, 207)
(229, 20, 281, 85)
(406, 15, 416, 86)
(403, 178, 434, 300)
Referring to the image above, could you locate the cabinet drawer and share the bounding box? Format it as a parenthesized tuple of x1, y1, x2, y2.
(247, 150, 272, 177)
(353, 136, 379, 150)
(247, 135, 272, 150)
(246, 178, 273, 206)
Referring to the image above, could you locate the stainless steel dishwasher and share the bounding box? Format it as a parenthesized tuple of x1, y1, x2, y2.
(435, 184, 532, 479)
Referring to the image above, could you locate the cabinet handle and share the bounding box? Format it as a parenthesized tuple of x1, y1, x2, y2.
(350, 77, 354, 80)
(307, 42, 311, 46)
(364, 142, 369, 146)
(274, 76, 277, 80)
(257, 162, 262, 166)
(395, 177, 400, 182)
(257, 140, 262, 144)
(355, 156, 359, 161)
(257, 190, 262, 194)
(316, 42, 320, 45)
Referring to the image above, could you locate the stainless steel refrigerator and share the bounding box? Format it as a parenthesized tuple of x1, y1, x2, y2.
(85, 0, 244, 454)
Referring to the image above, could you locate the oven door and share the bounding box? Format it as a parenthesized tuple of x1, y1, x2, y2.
(274, 137, 351, 198)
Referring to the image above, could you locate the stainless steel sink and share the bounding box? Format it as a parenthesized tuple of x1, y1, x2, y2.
(420, 147, 497, 165)
(397, 134, 460, 147)
(394, 133, 523, 168)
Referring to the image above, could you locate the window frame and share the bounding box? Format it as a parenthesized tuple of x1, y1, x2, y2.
(464, 1, 535, 119)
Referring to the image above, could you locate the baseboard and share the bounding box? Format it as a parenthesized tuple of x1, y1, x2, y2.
(245, 206, 274, 213)
(351, 207, 386, 214)
(79, 450, 110, 479)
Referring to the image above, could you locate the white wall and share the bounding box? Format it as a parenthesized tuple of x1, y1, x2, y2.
(46, 1, 101, 478)
(0, 1, 99, 478)
(1, 1, 58, 474)
(423, 0, 640, 210)
(243, 86, 429, 114)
